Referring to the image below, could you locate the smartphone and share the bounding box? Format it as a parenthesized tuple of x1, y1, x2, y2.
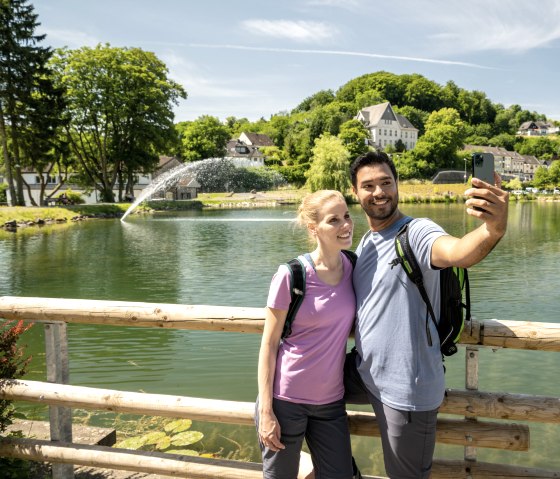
(471, 152, 495, 185)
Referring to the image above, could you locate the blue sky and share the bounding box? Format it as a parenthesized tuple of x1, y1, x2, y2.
(35, 0, 560, 123)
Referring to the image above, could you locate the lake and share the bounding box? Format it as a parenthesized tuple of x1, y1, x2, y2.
(1, 201, 559, 475)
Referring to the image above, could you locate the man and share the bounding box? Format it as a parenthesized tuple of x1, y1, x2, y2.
(345, 151, 508, 478)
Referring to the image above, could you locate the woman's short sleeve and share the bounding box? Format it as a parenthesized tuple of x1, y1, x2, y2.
(266, 265, 292, 310)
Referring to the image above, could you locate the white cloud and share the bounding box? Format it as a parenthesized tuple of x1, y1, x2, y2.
(411, 0, 560, 53)
(241, 19, 337, 43)
(39, 28, 99, 49)
(161, 52, 251, 99)
(305, 0, 362, 10)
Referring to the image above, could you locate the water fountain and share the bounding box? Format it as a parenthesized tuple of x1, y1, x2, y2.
(120, 157, 280, 222)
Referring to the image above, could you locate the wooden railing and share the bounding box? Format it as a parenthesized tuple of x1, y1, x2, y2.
(1, 296, 559, 479)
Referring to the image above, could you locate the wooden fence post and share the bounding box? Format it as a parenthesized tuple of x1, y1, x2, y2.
(464, 345, 479, 473)
(45, 322, 73, 479)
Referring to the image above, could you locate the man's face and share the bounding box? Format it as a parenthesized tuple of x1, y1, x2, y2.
(352, 163, 399, 223)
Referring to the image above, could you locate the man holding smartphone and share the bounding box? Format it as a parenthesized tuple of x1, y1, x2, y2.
(345, 150, 508, 478)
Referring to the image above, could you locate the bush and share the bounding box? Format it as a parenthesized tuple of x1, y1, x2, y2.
(0, 183, 7, 204)
(0, 320, 32, 433)
(0, 320, 33, 477)
(57, 189, 85, 205)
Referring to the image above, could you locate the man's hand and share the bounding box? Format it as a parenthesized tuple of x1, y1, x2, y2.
(464, 173, 509, 239)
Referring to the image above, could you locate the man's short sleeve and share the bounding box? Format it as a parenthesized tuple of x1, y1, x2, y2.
(408, 219, 447, 272)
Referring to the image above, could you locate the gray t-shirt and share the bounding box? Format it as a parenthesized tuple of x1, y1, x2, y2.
(353, 216, 447, 411)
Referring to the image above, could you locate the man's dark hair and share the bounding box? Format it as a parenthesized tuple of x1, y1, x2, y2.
(350, 151, 398, 188)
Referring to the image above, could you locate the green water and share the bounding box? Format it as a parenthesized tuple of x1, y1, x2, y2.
(1, 202, 559, 474)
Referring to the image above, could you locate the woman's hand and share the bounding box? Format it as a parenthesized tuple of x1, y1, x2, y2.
(258, 409, 285, 451)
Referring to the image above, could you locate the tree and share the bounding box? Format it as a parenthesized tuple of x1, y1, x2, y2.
(50, 44, 186, 202)
(0, 0, 52, 205)
(338, 119, 369, 161)
(533, 166, 550, 190)
(292, 89, 335, 113)
(548, 160, 560, 186)
(22, 83, 69, 205)
(179, 115, 230, 162)
(411, 108, 467, 175)
(305, 134, 351, 193)
(403, 75, 443, 112)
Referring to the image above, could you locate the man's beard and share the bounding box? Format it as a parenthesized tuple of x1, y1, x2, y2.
(361, 195, 398, 221)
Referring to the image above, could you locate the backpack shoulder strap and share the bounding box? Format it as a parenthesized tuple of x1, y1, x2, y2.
(341, 249, 357, 268)
(390, 219, 437, 346)
(282, 257, 306, 339)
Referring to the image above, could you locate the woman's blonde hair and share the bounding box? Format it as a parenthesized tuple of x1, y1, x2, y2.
(296, 190, 346, 229)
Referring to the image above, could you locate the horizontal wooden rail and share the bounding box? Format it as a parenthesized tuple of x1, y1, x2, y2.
(441, 388, 560, 423)
(0, 437, 263, 479)
(0, 380, 529, 451)
(1, 437, 558, 479)
(11, 379, 557, 426)
(2, 296, 560, 351)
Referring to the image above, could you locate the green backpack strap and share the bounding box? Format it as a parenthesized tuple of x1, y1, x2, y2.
(390, 220, 437, 347)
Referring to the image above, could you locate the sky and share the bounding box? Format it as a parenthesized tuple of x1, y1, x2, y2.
(34, 0, 560, 123)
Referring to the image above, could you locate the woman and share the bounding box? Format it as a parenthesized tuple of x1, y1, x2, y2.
(256, 190, 356, 479)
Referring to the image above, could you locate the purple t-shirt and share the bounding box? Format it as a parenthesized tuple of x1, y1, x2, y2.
(267, 253, 356, 405)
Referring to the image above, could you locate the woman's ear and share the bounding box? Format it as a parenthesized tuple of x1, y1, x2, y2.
(307, 223, 317, 236)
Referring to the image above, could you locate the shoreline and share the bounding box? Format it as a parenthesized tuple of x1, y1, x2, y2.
(1, 192, 557, 233)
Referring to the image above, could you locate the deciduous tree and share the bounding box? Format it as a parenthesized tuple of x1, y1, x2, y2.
(51, 44, 186, 202)
(179, 115, 229, 162)
(305, 134, 351, 193)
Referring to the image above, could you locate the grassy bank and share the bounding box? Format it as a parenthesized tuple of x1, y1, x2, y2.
(0, 204, 129, 225)
(1, 183, 549, 229)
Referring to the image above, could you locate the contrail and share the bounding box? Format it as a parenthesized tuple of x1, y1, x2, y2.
(188, 43, 493, 69)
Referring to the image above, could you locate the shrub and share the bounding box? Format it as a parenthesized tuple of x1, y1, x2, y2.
(0, 320, 32, 433)
(0, 320, 33, 477)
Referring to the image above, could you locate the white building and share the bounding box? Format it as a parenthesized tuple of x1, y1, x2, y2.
(356, 102, 418, 150)
(2, 156, 185, 206)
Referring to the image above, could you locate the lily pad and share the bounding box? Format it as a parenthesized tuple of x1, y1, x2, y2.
(155, 435, 172, 450)
(165, 449, 199, 456)
(115, 436, 146, 450)
(170, 431, 204, 447)
(141, 431, 167, 445)
(164, 419, 192, 433)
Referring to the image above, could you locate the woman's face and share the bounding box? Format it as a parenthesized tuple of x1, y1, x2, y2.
(311, 197, 353, 250)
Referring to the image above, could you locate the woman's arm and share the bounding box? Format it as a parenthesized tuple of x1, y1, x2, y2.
(257, 306, 287, 451)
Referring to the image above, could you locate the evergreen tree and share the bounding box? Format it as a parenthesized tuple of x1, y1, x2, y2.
(0, 0, 52, 205)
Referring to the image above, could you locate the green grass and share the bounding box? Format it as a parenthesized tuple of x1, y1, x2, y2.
(0, 204, 129, 224)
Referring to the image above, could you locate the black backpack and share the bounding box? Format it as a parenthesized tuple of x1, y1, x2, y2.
(281, 250, 357, 339)
(389, 219, 471, 357)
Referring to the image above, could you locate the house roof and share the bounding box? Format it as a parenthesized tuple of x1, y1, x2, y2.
(432, 170, 466, 184)
(177, 176, 201, 188)
(239, 132, 274, 147)
(521, 155, 540, 165)
(153, 156, 182, 178)
(463, 145, 510, 157)
(357, 102, 417, 131)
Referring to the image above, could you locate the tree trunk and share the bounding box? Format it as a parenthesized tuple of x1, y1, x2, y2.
(9, 111, 26, 206)
(0, 106, 17, 206)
